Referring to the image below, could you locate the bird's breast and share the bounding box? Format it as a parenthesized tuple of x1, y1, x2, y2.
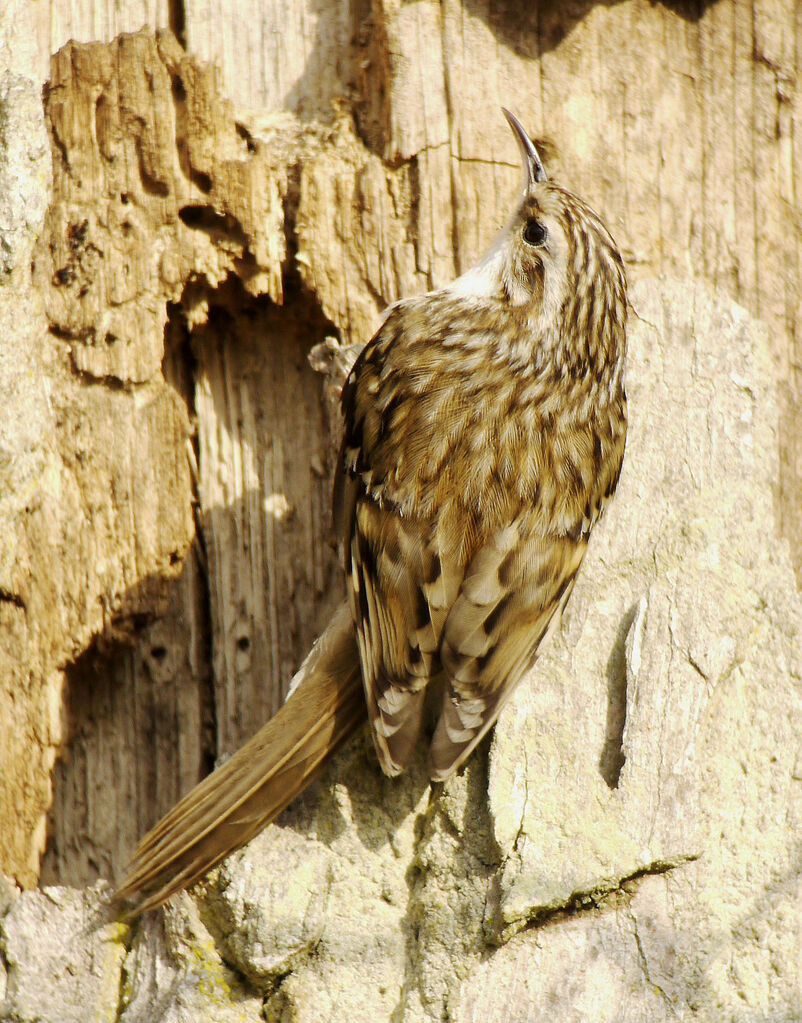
(343, 296, 626, 562)
(362, 364, 622, 544)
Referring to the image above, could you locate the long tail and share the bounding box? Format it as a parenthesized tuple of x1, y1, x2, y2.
(115, 603, 364, 917)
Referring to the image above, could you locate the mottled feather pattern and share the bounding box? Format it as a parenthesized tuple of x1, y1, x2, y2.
(340, 176, 627, 780)
(115, 112, 628, 915)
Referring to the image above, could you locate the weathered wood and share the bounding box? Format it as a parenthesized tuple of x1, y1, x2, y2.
(4, 0, 802, 890)
(40, 543, 212, 887)
(31, 29, 348, 883)
(191, 279, 344, 755)
(27, 1, 173, 82)
(0, 3, 801, 1018)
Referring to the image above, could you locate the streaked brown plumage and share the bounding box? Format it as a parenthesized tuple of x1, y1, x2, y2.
(115, 109, 627, 916)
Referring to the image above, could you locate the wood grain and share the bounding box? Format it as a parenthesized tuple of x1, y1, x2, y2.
(5, 0, 802, 884)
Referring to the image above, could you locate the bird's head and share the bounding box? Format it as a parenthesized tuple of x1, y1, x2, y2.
(447, 109, 627, 382)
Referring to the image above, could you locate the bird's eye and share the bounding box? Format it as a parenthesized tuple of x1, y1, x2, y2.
(522, 218, 547, 247)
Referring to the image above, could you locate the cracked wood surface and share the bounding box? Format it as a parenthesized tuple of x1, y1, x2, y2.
(32, 30, 344, 887)
(0, 3, 801, 1019)
(25, 0, 802, 576)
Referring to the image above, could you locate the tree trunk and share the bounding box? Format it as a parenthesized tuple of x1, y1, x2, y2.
(0, 2, 800, 1020)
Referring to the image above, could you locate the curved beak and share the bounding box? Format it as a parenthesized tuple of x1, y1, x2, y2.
(502, 108, 547, 186)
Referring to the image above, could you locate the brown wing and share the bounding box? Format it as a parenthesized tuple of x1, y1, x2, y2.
(429, 519, 586, 780)
(341, 469, 462, 775)
(336, 306, 473, 776)
(338, 297, 626, 781)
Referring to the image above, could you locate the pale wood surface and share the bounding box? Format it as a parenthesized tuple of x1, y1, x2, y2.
(3, 0, 800, 888)
(31, 1, 802, 558)
(27, 28, 343, 884)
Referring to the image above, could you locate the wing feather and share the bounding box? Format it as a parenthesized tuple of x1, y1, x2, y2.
(338, 298, 625, 783)
(429, 524, 585, 781)
(341, 465, 462, 775)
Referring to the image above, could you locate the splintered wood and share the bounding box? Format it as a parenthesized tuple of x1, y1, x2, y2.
(7, 0, 802, 888)
(41, 30, 287, 383)
(35, 30, 377, 883)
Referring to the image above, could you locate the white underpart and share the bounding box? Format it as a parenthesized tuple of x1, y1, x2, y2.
(371, 245, 506, 328)
(445, 227, 509, 299)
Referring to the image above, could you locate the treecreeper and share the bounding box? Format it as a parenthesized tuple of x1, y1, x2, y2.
(115, 110, 628, 916)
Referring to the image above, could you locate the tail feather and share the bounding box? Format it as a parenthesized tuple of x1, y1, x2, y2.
(115, 604, 364, 917)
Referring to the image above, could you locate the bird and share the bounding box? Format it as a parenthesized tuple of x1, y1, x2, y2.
(115, 108, 628, 916)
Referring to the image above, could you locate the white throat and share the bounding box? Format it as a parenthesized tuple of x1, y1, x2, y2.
(444, 230, 509, 301)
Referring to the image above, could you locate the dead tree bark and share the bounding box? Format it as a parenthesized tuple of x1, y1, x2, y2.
(0, 3, 801, 1020)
